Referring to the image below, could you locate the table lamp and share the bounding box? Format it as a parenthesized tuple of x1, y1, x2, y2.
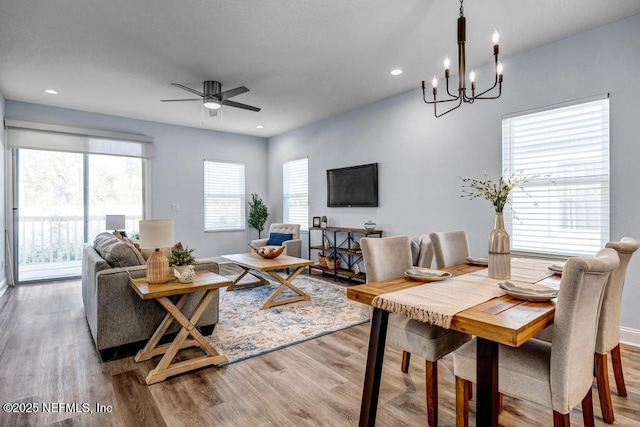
(139, 219, 174, 284)
(105, 214, 126, 235)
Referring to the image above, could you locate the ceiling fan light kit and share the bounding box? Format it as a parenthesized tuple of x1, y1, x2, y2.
(421, 0, 503, 118)
(161, 80, 260, 117)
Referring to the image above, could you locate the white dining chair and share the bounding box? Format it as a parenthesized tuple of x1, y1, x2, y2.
(429, 230, 470, 269)
(453, 248, 619, 427)
(361, 235, 471, 427)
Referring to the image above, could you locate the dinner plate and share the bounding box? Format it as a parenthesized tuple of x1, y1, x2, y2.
(547, 263, 565, 274)
(466, 256, 489, 266)
(404, 268, 452, 282)
(498, 281, 558, 301)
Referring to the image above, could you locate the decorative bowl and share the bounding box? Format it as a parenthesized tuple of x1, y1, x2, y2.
(249, 244, 285, 259)
(174, 265, 196, 283)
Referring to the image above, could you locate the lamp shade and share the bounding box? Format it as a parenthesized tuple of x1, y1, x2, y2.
(138, 219, 174, 249)
(105, 214, 126, 230)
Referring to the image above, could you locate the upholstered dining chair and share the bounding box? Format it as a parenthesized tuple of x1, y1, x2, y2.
(361, 235, 471, 427)
(429, 230, 470, 269)
(453, 248, 620, 427)
(595, 237, 638, 423)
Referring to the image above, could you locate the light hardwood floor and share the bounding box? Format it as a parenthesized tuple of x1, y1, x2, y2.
(0, 265, 638, 426)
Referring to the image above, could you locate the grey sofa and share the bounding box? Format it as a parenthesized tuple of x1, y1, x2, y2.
(82, 233, 220, 360)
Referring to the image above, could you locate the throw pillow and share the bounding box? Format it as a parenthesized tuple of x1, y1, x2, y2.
(267, 232, 293, 246)
(97, 237, 145, 268)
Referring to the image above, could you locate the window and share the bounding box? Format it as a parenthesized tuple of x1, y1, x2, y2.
(503, 96, 609, 256)
(283, 158, 309, 230)
(204, 160, 245, 231)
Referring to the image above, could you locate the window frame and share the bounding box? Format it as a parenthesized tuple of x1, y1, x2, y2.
(204, 159, 246, 232)
(502, 95, 610, 257)
(282, 158, 309, 231)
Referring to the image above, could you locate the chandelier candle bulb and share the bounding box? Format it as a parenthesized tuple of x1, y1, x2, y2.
(492, 28, 500, 45)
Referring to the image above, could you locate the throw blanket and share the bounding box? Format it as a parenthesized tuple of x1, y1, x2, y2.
(371, 259, 556, 328)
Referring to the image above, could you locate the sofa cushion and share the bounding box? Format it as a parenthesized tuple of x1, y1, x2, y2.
(267, 232, 293, 246)
(94, 232, 145, 268)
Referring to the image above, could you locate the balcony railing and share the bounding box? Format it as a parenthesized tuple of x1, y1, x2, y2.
(17, 215, 141, 281)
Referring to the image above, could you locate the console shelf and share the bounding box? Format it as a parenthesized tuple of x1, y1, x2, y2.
(308, 226, 383, 283)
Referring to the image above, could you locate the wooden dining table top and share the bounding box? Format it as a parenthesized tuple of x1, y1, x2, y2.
(347, 259, 562, 347)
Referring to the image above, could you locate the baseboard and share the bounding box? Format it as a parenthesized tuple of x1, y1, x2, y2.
(620, 326, 640, 348)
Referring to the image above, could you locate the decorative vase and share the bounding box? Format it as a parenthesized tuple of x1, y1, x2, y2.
(488, 212, 510, 279)
(174, 265, 196, 283)
(364, 220, 377, 231)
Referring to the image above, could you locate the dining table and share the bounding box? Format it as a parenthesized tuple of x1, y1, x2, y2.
(346, 257, 562, 427)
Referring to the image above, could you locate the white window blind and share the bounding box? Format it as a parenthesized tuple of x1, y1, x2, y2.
(283, 158, 309, 230)
(503, 97, 610, 256)
(5, 120, 153, 158)
(204, 160, 245, 231)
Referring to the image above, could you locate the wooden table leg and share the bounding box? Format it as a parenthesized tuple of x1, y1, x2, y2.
(138, 289, 228, 385)
(359, 308, 389, 427)
(227, 266, 270, 290)
(476, 337, 499, 427)
(261, 266, 311, 309)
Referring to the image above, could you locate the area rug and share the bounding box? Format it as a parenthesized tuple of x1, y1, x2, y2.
(207, 273, 370, 365)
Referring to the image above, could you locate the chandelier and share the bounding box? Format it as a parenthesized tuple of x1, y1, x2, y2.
(421, 0, 503, 118)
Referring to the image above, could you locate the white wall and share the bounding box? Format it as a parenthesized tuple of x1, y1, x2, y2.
(4, 101, 268, 258)
(267, 14, 640, 332)
(0, 91, 6, 289)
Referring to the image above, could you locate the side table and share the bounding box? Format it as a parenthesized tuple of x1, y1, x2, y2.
(129, 270, 231, 385)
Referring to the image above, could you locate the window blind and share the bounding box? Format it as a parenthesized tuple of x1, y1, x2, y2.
(5, 120, 153, 158)
(283, 158, 309, 231)
(204, 160, 245, 231)
(502, 97, 610, 256)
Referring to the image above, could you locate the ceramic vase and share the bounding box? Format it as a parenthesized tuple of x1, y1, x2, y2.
(488, 212, 510, 279)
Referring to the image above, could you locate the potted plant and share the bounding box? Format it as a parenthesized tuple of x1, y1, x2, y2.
(248, 193, 269, 238)
(170, 246, 197, 282)
(321, 216, 328, 228)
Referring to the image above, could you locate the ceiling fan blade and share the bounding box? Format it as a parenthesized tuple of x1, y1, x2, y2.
(217, 86, 249, 101)
(170, 83, 204, 97)
(221, 99, 261, 112)
(161, 98, 202, 102)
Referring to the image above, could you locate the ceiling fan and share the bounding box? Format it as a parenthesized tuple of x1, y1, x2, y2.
(161, 80, 261, 116)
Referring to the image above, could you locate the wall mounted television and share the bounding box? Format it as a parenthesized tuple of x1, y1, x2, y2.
(327, 163, 378, 207)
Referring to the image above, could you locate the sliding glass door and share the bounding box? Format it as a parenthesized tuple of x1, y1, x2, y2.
(15, 149, 144, 283)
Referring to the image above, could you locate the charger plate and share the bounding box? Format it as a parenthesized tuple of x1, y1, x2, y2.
(404, 267, 452, 282)
(498, 281, 558, 301)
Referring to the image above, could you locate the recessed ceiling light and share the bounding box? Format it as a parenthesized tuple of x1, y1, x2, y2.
(256, 125, 264, 129)
(44, 89, 58, 95)
(390, 69, 403, 76)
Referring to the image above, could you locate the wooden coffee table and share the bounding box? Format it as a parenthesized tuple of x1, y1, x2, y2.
(221, 253, 314, 309)
(129, 270, 232, 385)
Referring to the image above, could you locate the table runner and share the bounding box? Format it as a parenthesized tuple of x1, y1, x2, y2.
(371, 259, 556, 328)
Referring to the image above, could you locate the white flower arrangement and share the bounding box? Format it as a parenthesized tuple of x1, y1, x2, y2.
(460, 170, 532, 213)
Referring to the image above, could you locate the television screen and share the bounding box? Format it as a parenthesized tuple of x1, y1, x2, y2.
(327, 163, 378, 207)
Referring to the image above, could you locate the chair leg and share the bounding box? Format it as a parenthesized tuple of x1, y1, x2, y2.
(595, 352, 615, 423)
(582, 387, 595, 427)
(401, 351, 411, 373)
(553, 411, 570, 427)
(455, 376, 469, 427)
(611, 343, 628, 397)
(426, 360, 438, 427)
